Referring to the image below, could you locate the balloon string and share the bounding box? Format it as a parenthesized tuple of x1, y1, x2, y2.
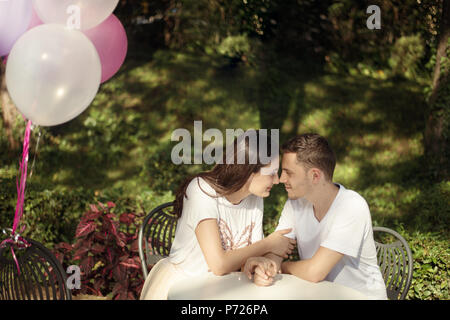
(13, 120, 32, 234)
(0, 120, 33, 275)
(29, 127, 41, 179)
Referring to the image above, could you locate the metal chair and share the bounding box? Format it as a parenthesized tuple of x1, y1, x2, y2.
(0, 238, 72, 300)
(138, 202, 178, 279)
(373, 226, 413, 300)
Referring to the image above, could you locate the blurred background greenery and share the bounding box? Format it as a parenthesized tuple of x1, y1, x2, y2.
(0, 0, 449, 299)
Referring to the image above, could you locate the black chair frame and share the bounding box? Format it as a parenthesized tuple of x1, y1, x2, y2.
(0, 238, 72, 300)
(138, 202, 177, 279)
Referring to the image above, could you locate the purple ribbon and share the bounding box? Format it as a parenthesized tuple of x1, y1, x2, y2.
(0, 120, 33, 274)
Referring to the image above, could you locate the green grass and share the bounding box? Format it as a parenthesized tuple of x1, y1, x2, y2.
(0, 46, 448, 299)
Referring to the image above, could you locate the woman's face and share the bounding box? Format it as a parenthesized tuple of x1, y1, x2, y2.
(248, 157, 280, 197)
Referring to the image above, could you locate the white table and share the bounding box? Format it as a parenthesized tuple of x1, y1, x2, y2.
(168, 272, 368, 300)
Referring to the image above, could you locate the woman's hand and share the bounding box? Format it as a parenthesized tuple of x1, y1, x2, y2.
(243, 257, 278, 287)
(264, 228, 296, 258)
(253, 265, 276, 286)
(243, 257, 278, 280)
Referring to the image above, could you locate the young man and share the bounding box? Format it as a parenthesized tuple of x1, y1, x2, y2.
(243, 133, 387, 300)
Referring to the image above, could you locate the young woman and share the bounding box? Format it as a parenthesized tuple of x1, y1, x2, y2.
(140, 130, 296, 299)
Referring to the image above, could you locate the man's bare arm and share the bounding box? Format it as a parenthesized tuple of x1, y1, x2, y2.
(281, 246, 343, 282)
(264, 252, 284, 273)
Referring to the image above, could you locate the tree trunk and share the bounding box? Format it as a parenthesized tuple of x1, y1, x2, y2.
(163, 0, 177, 47)
(424, 0, 450, 180)
(0, 58, 19, 151)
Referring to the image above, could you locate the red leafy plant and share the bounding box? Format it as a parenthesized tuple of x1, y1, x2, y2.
(54, 201, 145, 300)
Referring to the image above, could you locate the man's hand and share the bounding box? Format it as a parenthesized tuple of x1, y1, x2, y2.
(264, 229, 297, 258)
(253, 265, 276, 286)
(243, 257, 278, 286)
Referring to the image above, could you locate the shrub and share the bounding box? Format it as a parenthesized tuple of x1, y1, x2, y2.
(216, 34, 261, 67)
(141, 141, 210, 194)
(405, 181, 450, 233)
(0, 178, 93, 247)
(403, 230, 449, 300)
(389, 34, 425, 80)
(53, 201, 145, 300)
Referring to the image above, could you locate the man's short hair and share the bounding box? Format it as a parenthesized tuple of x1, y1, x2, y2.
(281, 133, 336, 181)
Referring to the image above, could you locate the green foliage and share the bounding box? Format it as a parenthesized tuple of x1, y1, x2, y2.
(404, 231, 449, 300)
(362, 181, 449, 300)
(406, 181, 450, 232)
(141, 141, 206, 194)
(0, 176, 175, 248)
(216, 34, 261, 66)
(0, 179, 91, 246)
(326, 33, 427, 81)
(389, 35, 426, 80)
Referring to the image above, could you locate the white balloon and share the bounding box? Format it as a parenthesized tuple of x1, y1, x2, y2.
(33, 0, 120, 30)
(6, 24, 101, 127)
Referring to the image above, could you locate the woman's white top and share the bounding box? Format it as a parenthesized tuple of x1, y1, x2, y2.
(169, 177, 264, 277)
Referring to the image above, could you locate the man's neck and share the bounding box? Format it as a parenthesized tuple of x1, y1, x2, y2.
(308, 182, 340, 222)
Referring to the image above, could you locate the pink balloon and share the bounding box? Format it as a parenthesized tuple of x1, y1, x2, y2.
(84, 14, 128, 83)
(28, 7, 43, 30)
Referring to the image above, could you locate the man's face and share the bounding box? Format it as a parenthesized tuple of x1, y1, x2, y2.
(279, 152, 311, 200)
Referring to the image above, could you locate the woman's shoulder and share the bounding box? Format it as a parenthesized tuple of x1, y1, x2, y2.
(185, 176, 217, 199)
(181, 177, 219, 220)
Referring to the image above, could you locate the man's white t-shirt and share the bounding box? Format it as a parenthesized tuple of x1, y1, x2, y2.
(276, 184, 387, 300)
(169, 177, 264, 277)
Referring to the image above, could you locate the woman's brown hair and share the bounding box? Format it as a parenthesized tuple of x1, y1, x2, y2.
(173, 130, 276, 218)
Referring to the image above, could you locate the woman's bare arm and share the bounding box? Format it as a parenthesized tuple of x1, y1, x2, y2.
(195, 219, 295, 275)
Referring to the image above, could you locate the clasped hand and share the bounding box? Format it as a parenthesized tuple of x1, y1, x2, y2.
(243, 228, 296, 286)
(243, 256, 278, 286)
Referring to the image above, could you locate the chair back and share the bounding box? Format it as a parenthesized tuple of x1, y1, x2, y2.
(373, 226, 413, 300)
(138, 202, 178, 278)
(0, 238, 72, 300)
